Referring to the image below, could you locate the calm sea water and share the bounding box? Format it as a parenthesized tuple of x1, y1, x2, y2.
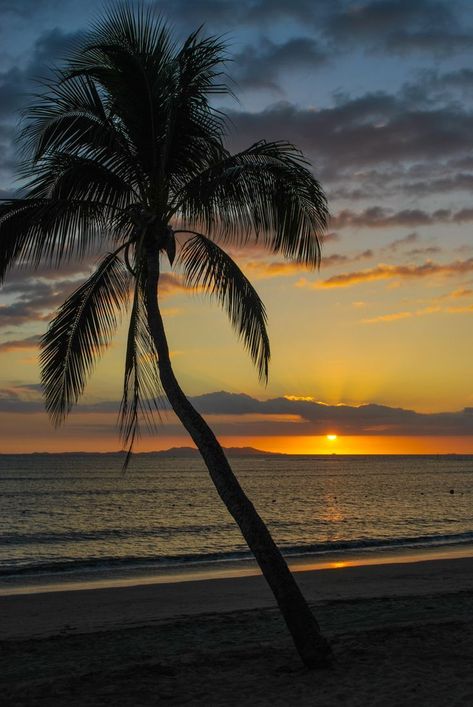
(1, 454, 472, 586)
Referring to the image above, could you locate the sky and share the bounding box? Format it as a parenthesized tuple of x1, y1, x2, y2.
(1, 0, 473, 453)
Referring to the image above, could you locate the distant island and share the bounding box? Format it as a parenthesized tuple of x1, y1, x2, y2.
(150, 446, 287, 458)
(4, 446, 287, 458)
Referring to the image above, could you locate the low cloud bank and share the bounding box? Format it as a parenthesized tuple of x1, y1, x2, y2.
(1, 388, 472, 437)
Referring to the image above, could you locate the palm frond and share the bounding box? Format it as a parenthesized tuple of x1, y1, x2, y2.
(22, 73, 134, 164)
(179, 233, 270, 381)
(160, 28, 230, 187)
(176, 140, 328, 267)
(0, 197, 107, 282)
(40, 252, 130, 424)
(119, 276, 164, 469)
(60, 7, 230, 194)
(23, 151, 137, 216)
(62, 6, 177, 184)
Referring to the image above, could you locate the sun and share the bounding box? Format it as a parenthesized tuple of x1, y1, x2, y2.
(327, 434, 337, 441)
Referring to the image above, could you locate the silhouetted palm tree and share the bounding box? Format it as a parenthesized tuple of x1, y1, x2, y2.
(0, 5, 331, 668)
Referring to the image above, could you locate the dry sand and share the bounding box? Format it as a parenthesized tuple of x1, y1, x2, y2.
(1, 556, 473, 705)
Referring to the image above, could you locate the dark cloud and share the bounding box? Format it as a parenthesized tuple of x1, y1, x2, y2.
(229, 95, 473, 182)
(150, 0, 325, 30)
(325, 0, 473, 56)
(0, 27, 84, 119)
(414, 68, 473, 97)
(330, 206, 473, 230)
(385, 232, 419, 251)
(328, 163, 473, 200)
(1, 387, 472, 436)
(0, 268, 191, 331)
(190, 391, 473, 436)
(399, 173, 473, 197)
(0, 1, 64, 18)
(0, 26, 85, 191)
(233, 36, 328, 92)
(406, 246, 442, 257)
(0, 277, 81, 328)
(0, 334, 41, 352)
(380, 234, 442, 259)
(3, 258, 93, 285)
(321, 250, 374, 269)
(151, 0, 470, 59)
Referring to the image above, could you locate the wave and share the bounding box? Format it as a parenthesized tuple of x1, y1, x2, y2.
(1, 530, 473, 579)
(0, 523, 238, 546)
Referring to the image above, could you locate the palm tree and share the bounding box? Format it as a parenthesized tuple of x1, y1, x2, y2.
(0, 5, 331, 668)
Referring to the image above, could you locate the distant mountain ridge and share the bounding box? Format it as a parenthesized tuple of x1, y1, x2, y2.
(3, 446, 286, 457)
(153, 446, 286, 458)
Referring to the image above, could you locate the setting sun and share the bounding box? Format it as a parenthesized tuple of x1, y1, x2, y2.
(327, 434, 338, 441)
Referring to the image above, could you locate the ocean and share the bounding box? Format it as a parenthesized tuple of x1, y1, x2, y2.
(1, 453, 472, 590)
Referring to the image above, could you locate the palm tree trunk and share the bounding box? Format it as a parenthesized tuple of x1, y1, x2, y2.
(145, 251, 332, 669)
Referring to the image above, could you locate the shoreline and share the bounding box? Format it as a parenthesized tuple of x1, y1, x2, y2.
(1, 554, 472, 641)
(2, 540, 473, 597)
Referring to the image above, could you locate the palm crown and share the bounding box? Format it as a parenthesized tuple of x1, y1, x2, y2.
(0, 5, 328, 457)
(0, 4, 334, 667)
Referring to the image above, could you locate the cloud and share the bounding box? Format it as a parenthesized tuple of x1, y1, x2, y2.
(325, 0, 473, 57)
(1, 386, 472, 436)
(330, 206, 458, 229)
(153, 0, 471, 62)
(244, 261, 309, 278)
(0, 1, 66, 18)
(233, 36, 328, 92)
(0, 26, 85, 190)
(229, 95, 473, 182)
(362, 302, 473, 324)
(385, 232, 419, 251)
(0, 334, 41, 352)
(0, 28, 84, 115)
(189, 391, 473, 436)
(406, 246, 442, 257)
(157, 273, 190, 297)
(240, 249, 373, 279)
(450, 287, 473, 298)
(302, 257, 473, 288)
(328, 165, 473, 200)
(150, 0, 324, 30)
(381, 233, 441, 258)
(0, 269, 191, 332)
(0, 277, 81, 328)
(362, 308, 434, 324)
(328, 206, 473, 231)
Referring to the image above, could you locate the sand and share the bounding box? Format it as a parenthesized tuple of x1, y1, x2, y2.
(1, 556, 473, 705)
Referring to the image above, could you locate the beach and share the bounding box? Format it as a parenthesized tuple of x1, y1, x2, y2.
(2, 555, 473, 705)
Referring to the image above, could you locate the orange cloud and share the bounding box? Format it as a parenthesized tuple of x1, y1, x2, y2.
(362, 311, 415, 324)
(244, 260, 309, 278)
(243, 250, 374, 280)
(307, 258, 473, 289)
(450, 287, 473, 298)
(362, 303, 473, 324)
(158, 273, 190, 296)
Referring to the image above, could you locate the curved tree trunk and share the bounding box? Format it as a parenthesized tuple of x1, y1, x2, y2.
(145, 251, 332, 669)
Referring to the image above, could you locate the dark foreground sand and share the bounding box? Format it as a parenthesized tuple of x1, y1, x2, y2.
(1, 556, 473, 705)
